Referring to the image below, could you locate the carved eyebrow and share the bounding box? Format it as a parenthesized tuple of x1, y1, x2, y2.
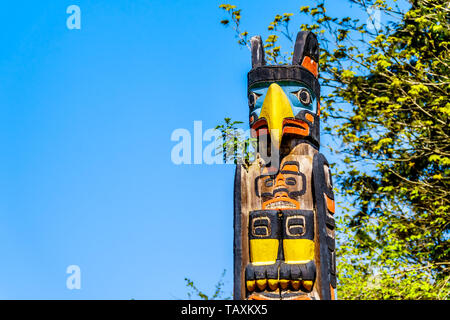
(283, 161, 300, 166)
(280, 170, 300, 176)
(280, 161, 300, 175)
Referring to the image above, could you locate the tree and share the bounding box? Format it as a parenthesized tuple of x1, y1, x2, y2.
(217, 0, 449, 299)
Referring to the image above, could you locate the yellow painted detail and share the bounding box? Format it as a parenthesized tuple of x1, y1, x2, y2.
(291, 280, 301, 290)
(246, 280, 256, 292)
(268, 279, 278, 291)
(250, 239, 279, 265)
(259, 83, 294, 148)
(256, 279, 267, 291)
(279, 279, 289, 290)
(302, 280, 313, 291)
(283, 239, 315, 264)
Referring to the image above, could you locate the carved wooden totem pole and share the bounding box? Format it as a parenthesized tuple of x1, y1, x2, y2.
(234, 31, 336, 300)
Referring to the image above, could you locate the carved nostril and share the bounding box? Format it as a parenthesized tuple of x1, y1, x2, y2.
(274, 189, 289, 198)
(275, 181, 284, 188)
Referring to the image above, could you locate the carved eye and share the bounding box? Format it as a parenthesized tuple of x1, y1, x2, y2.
(252, 217, 271, 237)
(248, 92, 262, 108)
(286, 215, 306, 237)
(286, 177, 297, 186)
(294, 89, 312, 106)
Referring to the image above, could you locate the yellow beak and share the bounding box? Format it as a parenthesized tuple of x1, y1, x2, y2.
(258, 83, 294, 148)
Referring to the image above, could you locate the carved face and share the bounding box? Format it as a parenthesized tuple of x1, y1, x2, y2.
(248, 81, 319, 148)
(255, 158, 306, 210)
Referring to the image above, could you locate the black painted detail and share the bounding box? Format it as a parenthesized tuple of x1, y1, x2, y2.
(330, 247, 337, 288)
(233, 165, 243, 299)
(326, 215, 336, 230)
(248, 210, 280, 240)
(292, 31, 320, 65)
(330, 250, 336, 275)
(279, 261, 316, 282)
(245, 263, 279, 290)
(286, 177, 296, 185)
(286, 218, 304, 236)
(326, 236, 335, 251)
(330, 274, 337, 288)
(281, 210, 314, 241)
(248, 66, 320, 100)
(313, 153, 336, 299)
(293, 110, 321, 147)
(254, 167, 307, 199)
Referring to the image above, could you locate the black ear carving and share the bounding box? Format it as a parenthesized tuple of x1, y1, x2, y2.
(292, 31, 319, 65)
(251, 36, 266, 68)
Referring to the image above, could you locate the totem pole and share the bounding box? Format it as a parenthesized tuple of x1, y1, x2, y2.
(233, 31, 336, 300)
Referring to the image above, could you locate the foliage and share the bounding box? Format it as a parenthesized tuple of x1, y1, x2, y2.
(215, 117, 256, 167)
(185, 269, 231, 300)
(218, 0, 450, 299)
(219, 4, 250, 49)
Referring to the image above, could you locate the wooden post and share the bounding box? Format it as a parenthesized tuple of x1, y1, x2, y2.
(234, 31, 336, 300)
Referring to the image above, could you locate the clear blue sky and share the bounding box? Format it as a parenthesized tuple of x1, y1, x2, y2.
(0, 0, 396, 299)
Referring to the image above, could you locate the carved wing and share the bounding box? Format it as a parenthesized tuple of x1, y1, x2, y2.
(313, 153, 337, 300)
